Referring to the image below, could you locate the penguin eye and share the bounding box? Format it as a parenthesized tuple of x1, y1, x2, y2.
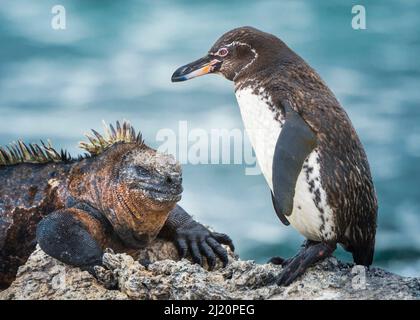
(216, 48, 229, 57)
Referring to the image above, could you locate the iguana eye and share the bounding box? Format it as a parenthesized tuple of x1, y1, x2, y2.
(135, 166, 149, 177)
(216, 48, 228, 57)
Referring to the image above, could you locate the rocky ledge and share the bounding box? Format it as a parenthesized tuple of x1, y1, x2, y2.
(0, 240, 419, 300)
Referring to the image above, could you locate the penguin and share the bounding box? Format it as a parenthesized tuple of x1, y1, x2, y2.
(171, 26, 378, 286)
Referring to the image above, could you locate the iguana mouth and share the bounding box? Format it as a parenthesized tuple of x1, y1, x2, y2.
(145, 189, 182, 203)
(139, 182, 183, 203)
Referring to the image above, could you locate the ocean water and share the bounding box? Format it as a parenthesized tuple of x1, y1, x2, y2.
(0, 0, 419, 276)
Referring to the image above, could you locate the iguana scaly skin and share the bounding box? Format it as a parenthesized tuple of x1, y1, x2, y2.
(0, 121, 233, 289)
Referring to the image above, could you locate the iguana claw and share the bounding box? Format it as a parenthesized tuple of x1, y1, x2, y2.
(173, 221, 234, 270)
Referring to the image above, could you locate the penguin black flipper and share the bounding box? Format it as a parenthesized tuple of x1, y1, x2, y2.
(272, 102, 317, 219)
(271, 192, 290, 225)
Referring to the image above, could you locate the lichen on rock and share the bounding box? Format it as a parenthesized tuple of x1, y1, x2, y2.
(0, 240, 419, 300)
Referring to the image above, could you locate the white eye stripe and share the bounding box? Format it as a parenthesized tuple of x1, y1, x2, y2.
(213, 41, 252, 56)
(225, 41, 252, 49)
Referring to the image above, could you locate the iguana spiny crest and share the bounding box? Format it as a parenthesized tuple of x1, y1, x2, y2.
(0, 120, 144, 166)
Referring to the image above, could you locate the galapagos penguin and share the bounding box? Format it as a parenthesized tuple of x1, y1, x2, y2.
(171, 26, 378, 286)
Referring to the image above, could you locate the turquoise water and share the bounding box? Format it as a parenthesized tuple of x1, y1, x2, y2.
(0, 0, 419, 276)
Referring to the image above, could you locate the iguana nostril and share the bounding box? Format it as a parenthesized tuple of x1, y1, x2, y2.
(166, 176, 173, 184)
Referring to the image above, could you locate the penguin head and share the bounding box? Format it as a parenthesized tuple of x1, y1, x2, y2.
(172, 26, 296, 82)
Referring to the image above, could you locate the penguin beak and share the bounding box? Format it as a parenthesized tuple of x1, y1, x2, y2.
(171, 55, 222, 82)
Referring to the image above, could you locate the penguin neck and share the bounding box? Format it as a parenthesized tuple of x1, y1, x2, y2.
(234, 76, 265, 95)
(233, 45, 301, 88)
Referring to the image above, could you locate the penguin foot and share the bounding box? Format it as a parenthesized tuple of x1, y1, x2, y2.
(276, 241, 336, 286)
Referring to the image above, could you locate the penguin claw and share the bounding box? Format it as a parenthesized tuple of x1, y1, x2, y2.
(268, 256, 286, 265)
(276, 263, 305, 286)
(276, 241, 336, 286)
(269, 255, 296, 267)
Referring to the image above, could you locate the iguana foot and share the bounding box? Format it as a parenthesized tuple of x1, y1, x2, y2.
(276, 240, 336, 286)
(160, 205, 235, 270)
(173, 222, 234, 270)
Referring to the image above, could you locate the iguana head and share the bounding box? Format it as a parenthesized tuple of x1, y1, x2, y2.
(72, 121, 183, 249)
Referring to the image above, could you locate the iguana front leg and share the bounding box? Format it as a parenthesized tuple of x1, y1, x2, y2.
(159, 205, 234, 270)
(36, 206, 112, 279)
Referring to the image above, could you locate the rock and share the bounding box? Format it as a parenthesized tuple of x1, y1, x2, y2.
(0, 240, 419, 300)
(0, 245, 128, 300)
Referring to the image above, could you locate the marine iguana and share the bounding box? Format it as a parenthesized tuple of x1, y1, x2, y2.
(0, 121, 233, 289)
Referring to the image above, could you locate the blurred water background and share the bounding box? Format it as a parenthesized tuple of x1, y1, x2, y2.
(1, 0, 419, 276)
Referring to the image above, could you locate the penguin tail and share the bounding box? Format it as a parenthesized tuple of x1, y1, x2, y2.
(351, 243, 375, 266)
(345, 222, 377, 266)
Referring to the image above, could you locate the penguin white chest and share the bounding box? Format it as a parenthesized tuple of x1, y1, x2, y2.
(235, 87, 335, 241)
(235, 87, 282, 189)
